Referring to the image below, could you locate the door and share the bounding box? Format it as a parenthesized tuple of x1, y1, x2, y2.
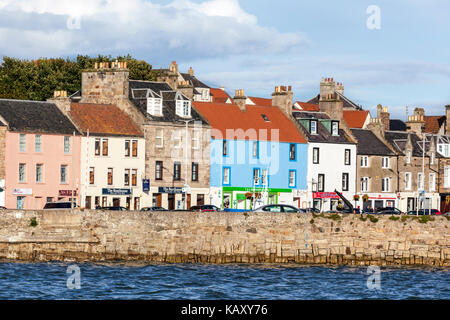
(126, 197, 131, 210)
(197, 194, 204, 206)
(374, 200, 383, 211)
(168, 194, 175, 210)
(187, 194, 191, 210)
(17, 196, 25, 209)
(85, 196, 92, 209)
(113, 198, 120, 206)
(134, 197, 140, 211)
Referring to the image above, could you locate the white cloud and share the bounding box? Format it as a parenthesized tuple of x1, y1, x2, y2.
(0, 0, 307, 60)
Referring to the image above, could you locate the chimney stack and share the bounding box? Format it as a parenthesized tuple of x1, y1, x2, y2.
(48, 90, 71, 115)
(379, 105, 390, 131)
(406, 107, 426, 135)
(233, 89, 247, 112)
(188, 67, 194, 77)
(272, 85, 293, 116)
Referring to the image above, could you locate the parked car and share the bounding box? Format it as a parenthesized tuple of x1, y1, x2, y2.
(304, 208, 320, 213)
(376, 207, 403, 215)
(407, 209, 441, 215)
(253, 204, 304, 213)
(43, 201, 77, 209)
(141, 206, 168, 212)
(99, 206, 127, 211)
(0, 206, 6, 210)
(190, 205, 221, 212)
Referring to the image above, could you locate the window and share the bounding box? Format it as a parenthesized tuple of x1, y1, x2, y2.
(382, 157, 389, 168)
(262, 169, 268, 186)
(382, 177, 390, 192)
(223, 140, 228, 156)
(17, 196, 25, 210)
(361, 177, 369, 192)
(173, 162, 181, 181)
(107, 168, 113, 185)
(125, 140, 130, 157)
(19, 134, 26, 152)
(64, 136, 70, 153)
(102, 139, 109, 156)
(406, 151, 411, 164)
(132, 140, 138, 157)
(132, 169, 137, 186)
(342, 173, 349, 191)
(361, 156, 368, 167)
(253, 141, 259, 158)
(176, 100, 191, 117)
(89, 167, 95, 185)
(155, 161, 163, 180)
(417, 173, 424, 190)
(223, 167, 230, 185)
(156, 129, 164, 148)
(331, 121, 339, 136)
(289, 170, 296, 188)
(19, 163, 26, 182)
(318, 174, 325, 192)
(35, 135, 42, 152)
(345, 149, 351, 165)
(430, 152, 435, 165)
(429, 173, 436, 192)
(183, 101, 190, 117)
(46, 197, 53, 203)
(405, 172, 412, 190)
(310, 120, 317, 134)
(147, 98, 163, 115)
(95, 138, 101, 156)
(313, 147, 319, 164)
(173, 131, 181, 149)
(192, 131, 200, 150)
(253, 168, 261, 185)
(445, 167, 450, 188)
(36, 164, 43, 183)
(60, 165, 67, 184)
(289, 144, 296, 161)
(192, 163, 198, 182)
(124, 169, 130, 186)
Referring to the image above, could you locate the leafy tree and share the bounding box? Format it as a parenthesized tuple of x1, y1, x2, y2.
(0, 55, 157, 101)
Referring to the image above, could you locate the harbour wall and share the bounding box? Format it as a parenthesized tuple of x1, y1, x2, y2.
(0, 210, 448, 266)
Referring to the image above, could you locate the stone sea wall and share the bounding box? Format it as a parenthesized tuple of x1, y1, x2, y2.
(0, 209, 448, 266)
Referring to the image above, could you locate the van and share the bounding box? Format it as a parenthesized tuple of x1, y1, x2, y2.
(43, 202, 76, 209)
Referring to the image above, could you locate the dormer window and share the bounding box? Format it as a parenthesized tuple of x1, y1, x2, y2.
(310, 120, 317, 134)
(176, 100, 191, 117)
(331, 121, 339, 136)
(201, 89, 209, 100)
(147, 98, 163, 116)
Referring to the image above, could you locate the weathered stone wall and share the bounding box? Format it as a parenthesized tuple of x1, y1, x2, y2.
(0, 210, 448, 266)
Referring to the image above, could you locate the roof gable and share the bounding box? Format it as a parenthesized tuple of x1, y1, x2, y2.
(343, 110, 370, 128)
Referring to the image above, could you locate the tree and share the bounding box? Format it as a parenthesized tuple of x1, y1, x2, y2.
(0, 55, 157, 101)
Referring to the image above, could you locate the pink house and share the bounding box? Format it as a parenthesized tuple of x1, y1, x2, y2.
(0, 99, 81, 210)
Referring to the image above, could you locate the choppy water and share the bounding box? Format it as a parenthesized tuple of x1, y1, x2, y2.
(0, 262, 448, 300)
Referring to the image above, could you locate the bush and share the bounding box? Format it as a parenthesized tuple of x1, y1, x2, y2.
(30, 217, 38, 227)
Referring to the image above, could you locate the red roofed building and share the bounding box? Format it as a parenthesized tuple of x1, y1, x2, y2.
(342, 110, 371, 129)
(293, 101, 320, 112)
(210, 88, 233, 104)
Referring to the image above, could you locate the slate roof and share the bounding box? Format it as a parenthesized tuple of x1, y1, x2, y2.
(129, 80, 208, 125)
(0, 99, 80, 134)
(351, 129, 394, 156)
(180, 73, 210, 89)
(193, 102, 306, 143)
(307, 93, 364, 110)
(343, 110, 370, 128)
(293, 111, 354, 144)
(389, 119, 407, 131)
(384, 131, 428, 157)
(70, 103, 143, 137)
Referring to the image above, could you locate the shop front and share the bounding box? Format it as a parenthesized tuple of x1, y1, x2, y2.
(219, 187, 294, 210)
(312, 192, 341, 212)
(398, 192, 441, 213)
(101, 188, 133, 209)
(357, 193, 398, 212)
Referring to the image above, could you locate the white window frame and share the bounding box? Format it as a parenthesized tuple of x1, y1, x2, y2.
(64, 136, 70, 154)
(192, 130, 200, 150)
(310, 121, 317, 135)
(382, 157, 389, 169)
(406, 151, 411, 164)
(35, 135, 42, 153)
(289, 170, 296, 187)
(173, 131, 182, 149)
(156, 129, 164, 148)
(36, 164, 43, 183)
(253, 168, 261, 185)
(223, 167, 230, 185)
(331, 121, 339, 136)
(429, 173, 436, 192)
(382, 177, 390, 192)
(19, 163, 26, 183)
(418, 172, 424, 190)
(19, 134, 26, 152)
(313, 147, 319, 164)
(361, 177, 369, 192)
(262, 169, 268, 186)
(405, 172, 412, 190)
(60, 165, 68, 184)
(361, 156, 368, 168)
(430, 152, 435, 165)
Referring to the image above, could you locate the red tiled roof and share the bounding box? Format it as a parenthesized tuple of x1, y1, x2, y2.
(210, 88, 232, 103)
(424, 116, 446, 134)
(343, 110, 370, 128)
(70, 103, 143, 137)
(248, 97, 272, 107)
(294, 101, 320, 112)
(193, 102, 306, 143)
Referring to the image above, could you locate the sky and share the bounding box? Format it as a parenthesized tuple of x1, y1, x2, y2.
(0, 0, 449, 120)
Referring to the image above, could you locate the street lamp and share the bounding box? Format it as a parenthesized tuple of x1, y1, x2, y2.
(182, 119, 195, 210)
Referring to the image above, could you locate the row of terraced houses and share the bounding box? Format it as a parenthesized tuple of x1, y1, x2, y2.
(1, 61, 450, 213)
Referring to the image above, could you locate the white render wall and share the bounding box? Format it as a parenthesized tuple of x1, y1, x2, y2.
(79, 135, 151, 208)
(306, 142, 357, 210)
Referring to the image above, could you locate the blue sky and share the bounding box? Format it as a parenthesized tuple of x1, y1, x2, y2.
(0, 0, 449, 119)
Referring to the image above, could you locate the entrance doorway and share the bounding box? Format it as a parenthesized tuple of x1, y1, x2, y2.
(168, 194, 175, 210)
(113, 198, 120, 207)
(85, 196, 91, 209)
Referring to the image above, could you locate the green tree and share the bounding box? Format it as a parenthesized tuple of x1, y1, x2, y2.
(0, 55, 157, 101)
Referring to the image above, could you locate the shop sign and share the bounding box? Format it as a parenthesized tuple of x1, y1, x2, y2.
(13, 188, 32, 195)
(59, 190, 78, 196)
(158, 187, 184, 194)
(312, 192, 339, 199)
(142, 179, 150, 192)
(102, 188, 132, 195)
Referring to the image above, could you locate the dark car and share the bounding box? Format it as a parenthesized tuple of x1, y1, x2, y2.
(253, 204, 304, 213)
(376, 207, 403, 215)
(99, 206, 127, 211)
(407, 209, 441, 215)
(305, 208, 320, 213)
(190, 205, 221, 212)
(43, 202, 77, 209)
(0, 206, 6, 210)
(141, 206, 168, 212)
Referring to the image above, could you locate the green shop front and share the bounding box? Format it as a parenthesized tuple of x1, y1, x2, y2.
(221, 187, 293, 210)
